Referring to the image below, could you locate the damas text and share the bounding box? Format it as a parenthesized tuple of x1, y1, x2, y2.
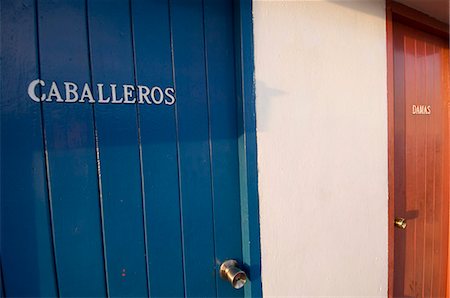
(412, 104, 431, 115)
(28, 80, 175, 106)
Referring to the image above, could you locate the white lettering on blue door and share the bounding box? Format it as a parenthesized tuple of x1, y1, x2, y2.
(27, 79, 175, 105)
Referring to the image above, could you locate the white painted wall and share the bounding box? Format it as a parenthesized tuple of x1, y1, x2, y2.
(253, 1, 388, 296)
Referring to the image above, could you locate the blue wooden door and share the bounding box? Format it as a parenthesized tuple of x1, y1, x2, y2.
(1, 0, 254, 297)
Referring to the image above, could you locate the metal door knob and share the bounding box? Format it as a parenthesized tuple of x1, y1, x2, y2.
(394, 217, 407, 229)
(220, 260, 247, 289)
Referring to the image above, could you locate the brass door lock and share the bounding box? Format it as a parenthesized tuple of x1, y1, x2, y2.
(219, 260, 247, 289)
(394, 217, 407, 229)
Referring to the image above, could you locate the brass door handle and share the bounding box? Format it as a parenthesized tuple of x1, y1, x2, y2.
(220, 260, 247, 289)
(394, 217, 407, 229)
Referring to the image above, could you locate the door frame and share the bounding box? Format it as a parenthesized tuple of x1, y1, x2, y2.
(234, 1, 263, 297)
(386, 1, 449, 297)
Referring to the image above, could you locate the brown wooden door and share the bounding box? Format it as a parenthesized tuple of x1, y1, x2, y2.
(393, 21, 450, 298)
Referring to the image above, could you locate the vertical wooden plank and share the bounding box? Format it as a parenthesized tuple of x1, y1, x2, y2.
(430, 43, 440, 298)
(444, 44, 450, 298)
(444, 43, 450, 298)
(431, 42, 445, 298)
(0, 260, 4, 298)
(433, 44, 444, 296)
(430, 43, 441, 298)
(0, 0, 58, 296)
(404, 34, 419, 297)
(37, 0, 107, 295)
(170, 0, 217, 296)
(414, 38, 427, 298)
(423, 41, 436, 298)
(86, 0, 148, 296)
(203, 0, 244, 297)
(393, 24, 407, 298)
(130, 0, 185, 296)
(437, 43, 449, 298)
(408, 37, 425, 298)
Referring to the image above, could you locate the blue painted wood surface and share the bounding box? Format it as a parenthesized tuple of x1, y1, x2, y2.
(170, 0, 219, 296)
(37, 0, 107, 295)
(87, 0, 148, 296)
(131, 0, 185, 296)
(234, 0, 263, 296)
(1, 0, 58, 296)
(0, 260, 4, 298)
(1, 0, 261, 297)
(203, 0, 244, 297)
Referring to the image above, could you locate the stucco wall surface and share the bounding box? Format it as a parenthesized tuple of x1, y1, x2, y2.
(253, 1, 388, 296)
